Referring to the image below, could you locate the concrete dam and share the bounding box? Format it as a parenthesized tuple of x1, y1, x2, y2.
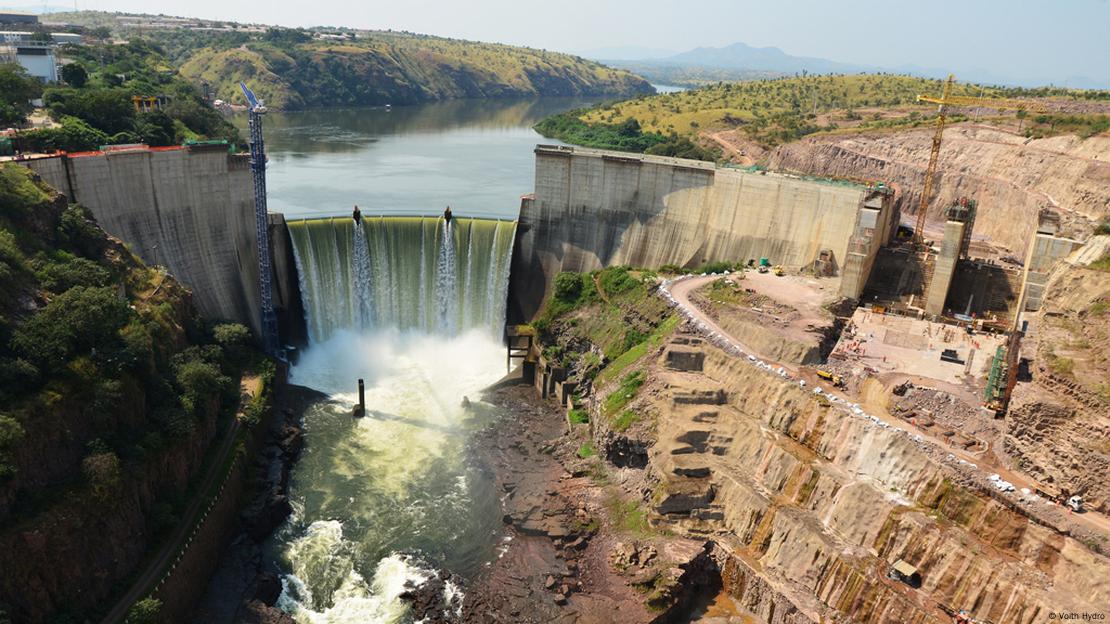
(19, 144, 264, 334)
(510, 145, 896, 321)
(19, 143, 896, 346)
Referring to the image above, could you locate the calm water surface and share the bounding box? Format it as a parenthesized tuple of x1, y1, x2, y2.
(238, 97, 594, 221)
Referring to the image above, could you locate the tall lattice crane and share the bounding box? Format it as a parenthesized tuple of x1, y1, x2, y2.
(240, 82, 280, 356)
(913, 75, 1046, 246)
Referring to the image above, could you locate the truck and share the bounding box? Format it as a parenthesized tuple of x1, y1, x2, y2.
(817, 370, 845, 387)
(1067, 495, 1084, 512)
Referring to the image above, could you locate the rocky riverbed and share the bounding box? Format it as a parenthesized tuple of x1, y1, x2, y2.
(398, 382, 722, 624)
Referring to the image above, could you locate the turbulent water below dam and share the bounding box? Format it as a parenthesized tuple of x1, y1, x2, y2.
(275, 215, 518, 622)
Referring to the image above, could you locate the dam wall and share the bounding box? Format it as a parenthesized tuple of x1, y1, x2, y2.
(510, 145, 896, 321)
(19, 145, 264, 335)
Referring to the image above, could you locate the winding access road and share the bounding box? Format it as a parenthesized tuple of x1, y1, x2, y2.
(663, 274, 1110, 539)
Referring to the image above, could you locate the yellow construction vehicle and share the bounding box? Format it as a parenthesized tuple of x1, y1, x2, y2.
(913, 75, 1046, 247)
(816, 370, 845, 387)
(773, 266, 785, 276)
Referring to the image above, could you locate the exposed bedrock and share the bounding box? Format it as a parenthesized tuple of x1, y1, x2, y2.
(641, 344, 1110, 624)
(770, 125, 1110, 252)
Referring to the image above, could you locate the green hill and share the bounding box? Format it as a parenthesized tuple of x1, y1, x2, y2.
(177, 31, 654, 109)
(42, 14, 654, 110)
(537, 74, 1110, 158)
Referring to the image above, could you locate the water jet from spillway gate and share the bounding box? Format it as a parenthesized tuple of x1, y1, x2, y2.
(274, 215, 519, 621)
(286, 215, 517, 342)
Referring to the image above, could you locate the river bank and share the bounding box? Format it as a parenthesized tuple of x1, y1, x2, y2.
(396, 379, 721, 623)
(192, 384, 324, 624)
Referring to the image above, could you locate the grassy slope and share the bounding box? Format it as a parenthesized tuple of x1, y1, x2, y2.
(176, 32, 654, 109)
(574, 74, 1110, 149)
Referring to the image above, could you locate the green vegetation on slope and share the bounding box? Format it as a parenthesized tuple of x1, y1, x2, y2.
(0, 164, 261, 622)
(166, 27, 653, 110)
(534, 111, 720, 161)
(531, 266, 674, 406)
(543, 74, 1110, 153)
(8, 38, 239, 152)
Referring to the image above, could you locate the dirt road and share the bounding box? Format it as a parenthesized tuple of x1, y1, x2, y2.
(664, 274, 1110, 539)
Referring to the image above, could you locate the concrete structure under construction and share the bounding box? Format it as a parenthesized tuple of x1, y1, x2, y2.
(1023, 210, 1083, 312)
(924, 200, 979, 317)
(18, 144, 264, 334)
(924, 220, 967, 316)
(510, 145, 896, 320)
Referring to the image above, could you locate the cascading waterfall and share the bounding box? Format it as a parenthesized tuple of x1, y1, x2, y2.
(287, 216, 517, 342)
(280, 214, 516, 623)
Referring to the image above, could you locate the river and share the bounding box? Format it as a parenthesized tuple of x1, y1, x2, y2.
(244, 96, 594, 623)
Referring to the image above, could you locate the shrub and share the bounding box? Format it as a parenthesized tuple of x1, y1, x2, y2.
(34, 255, 112, 292)
(82, 451, 121, 498)
(1095, 221, 1110, 236)
(577, 441, 595, 458)
(60, 63, 88, 88)
(21, 115, 110, 152)
(694, 260, 736, 274)
(0, 63, 41, 125)
(173, 355, 230, 415)
(12, 286, 133, 371)
(44, 87, 134, 135)
(568, 408, 589, 425)
(0, 413, 25, 479)
(57, 204, 104, 255)
(124, 598, 162, 624)
(597, 266, 637, 296)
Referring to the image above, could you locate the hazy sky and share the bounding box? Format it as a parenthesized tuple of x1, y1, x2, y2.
(61, 0, 1110, 86)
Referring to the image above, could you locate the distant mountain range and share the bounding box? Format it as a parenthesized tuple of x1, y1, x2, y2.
(587, 41, 1109, 90)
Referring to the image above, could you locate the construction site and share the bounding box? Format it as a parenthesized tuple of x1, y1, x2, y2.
(2, 59, 1107, 623)
(513, 77, 1110, 624)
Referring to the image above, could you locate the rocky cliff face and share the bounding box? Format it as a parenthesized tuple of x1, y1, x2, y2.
(1006, 246, 1110, 512)
(770, 125, 1110, 253)
(585, 326, 1110, 624)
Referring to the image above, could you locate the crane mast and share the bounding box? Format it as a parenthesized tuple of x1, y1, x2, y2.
(914, 74, 955, 247)
(240, 82, 280, 356)
(913, 75, 1044, 247)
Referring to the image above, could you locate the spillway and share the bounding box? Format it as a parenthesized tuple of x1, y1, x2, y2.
(287, 216, 517, 341)
(275, 214, 518, 622)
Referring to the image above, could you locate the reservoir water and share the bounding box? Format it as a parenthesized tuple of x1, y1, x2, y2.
(248, 97, 592, 622)
(244, 97, 592, 221)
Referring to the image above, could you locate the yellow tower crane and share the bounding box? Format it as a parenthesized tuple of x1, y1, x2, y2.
(913, 75, 1046, 246)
